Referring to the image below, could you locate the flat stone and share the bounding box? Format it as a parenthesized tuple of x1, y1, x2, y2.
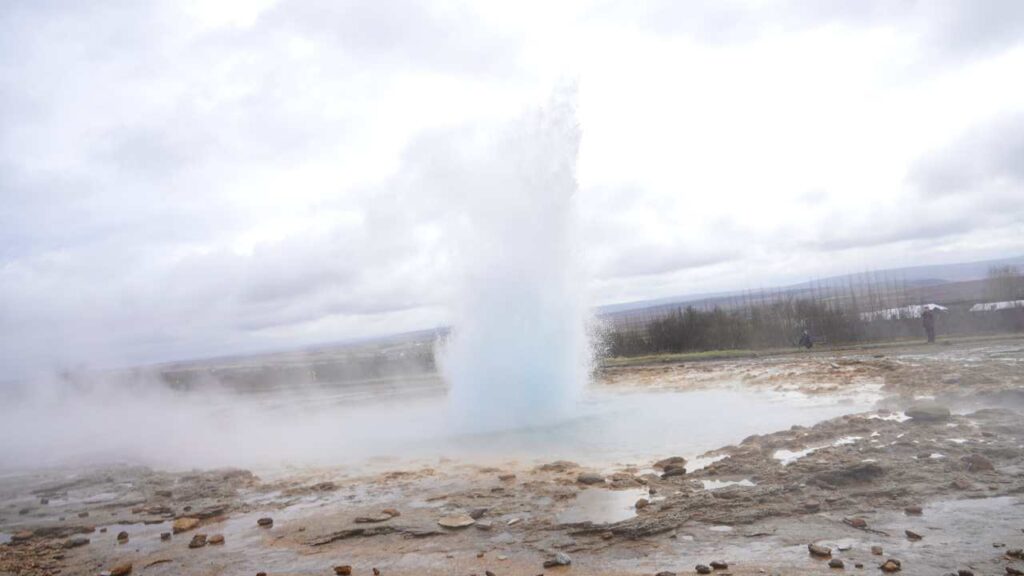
(438, 514, 476, 528)
(577, 472, 605, 485)
(62, 536, 90, 548)
(208, 534, 224, 545)
(710, 561, 728, 570)
(543, 552, 572, 568)
(905, 530, 922, 541)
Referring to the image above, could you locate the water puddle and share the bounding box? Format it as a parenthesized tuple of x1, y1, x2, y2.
(701, 479, 755, 490)
(556, 487, 647, 525)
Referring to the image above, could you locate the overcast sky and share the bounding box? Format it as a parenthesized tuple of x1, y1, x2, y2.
(2, 0, 1023, 377)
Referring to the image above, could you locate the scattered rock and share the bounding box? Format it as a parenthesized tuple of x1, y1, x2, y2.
(656, 572, 677, 576)
(39, 498, 49, 505)
(871, 546, 883, 555)
(804, 500, 822, 512)
(10, 530, 33, 543)
(829, 559, 845, 569)
(257, 517, 274, 528)
(1006, 568, 1023, 576)
(1007, 549, 1024, 559)
(475, 520, 494, 531)
(468, 507, 488, 519)
(543, 552, 572, 568)
(160, 532, 171, 541)
(438, 514, 476, 528)
(577, 472, 605, 485)
(334, 566, 352, 575)
(696, 565, 712, 574)
(710, 561, 728, 570)
(498, 473, 516, 481)
(382, 508, 400, 518)
(372, 568, 380, 575)
(904, 506, 923, 515)
(172, 517, 200, 533)
(844, 517, 868, 528)
(636, 498, 650, 510)
(208, 534, 224, 545)
(117, 530, 129, 543)
(809, 543, 833, 557)
(188, 534, 207, 548)
(880, 559, 901, 572)
(905, 405, 951, 422)
(856, 563, 864, 569)
(313, 482, 337, 491)
(110, 562, 132, 576)
(961, 454, 995, 472)
(957, 570, 975, 576)
(155, 489, 173, 497)
(905, 530, 922, 541)
(63, 537, 90, 549)
(77, 511, 89, 518)
(486, 571, 496, 576)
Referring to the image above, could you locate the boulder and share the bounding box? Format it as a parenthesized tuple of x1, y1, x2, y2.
(654, 456, 687, 469)
(962, 454, 995, 472)
(808, 543, 832, 557)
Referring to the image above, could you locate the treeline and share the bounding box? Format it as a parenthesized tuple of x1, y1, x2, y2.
(600, 299, 861, 357)
(600, 297, 1024, 359)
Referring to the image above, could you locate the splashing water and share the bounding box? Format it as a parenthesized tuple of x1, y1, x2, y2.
(441, 87, 589, 433)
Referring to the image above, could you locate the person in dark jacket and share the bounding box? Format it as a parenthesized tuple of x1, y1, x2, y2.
(922, 307, 936, 343)
(799, 329, 813, 349)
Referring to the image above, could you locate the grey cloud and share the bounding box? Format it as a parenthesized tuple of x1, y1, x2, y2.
(595, 0, 1024, 61)
(255, 0, 521, 77)
(911, 113, 1024, 198)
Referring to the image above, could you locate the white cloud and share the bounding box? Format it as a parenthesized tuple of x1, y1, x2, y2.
(1, 0, 1023, 377)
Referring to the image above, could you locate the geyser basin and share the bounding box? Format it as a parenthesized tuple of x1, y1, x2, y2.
(0, 382, 873, 472)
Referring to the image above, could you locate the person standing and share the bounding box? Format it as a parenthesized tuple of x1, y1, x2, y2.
(922, 307, 936, 343)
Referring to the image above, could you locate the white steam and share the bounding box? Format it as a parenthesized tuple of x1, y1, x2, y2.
(441, 86, 590, 433)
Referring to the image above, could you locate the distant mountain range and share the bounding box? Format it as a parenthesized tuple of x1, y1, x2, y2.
(597, 254, 1024, 317)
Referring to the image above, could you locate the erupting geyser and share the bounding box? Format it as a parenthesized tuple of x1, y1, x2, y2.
(442, 87, 589, 433)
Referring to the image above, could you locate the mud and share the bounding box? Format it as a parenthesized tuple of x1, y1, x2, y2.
(2, 337, 1023, 576)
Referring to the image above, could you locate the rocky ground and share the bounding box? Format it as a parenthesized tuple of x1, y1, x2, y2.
(2, 336, 1023, 576)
